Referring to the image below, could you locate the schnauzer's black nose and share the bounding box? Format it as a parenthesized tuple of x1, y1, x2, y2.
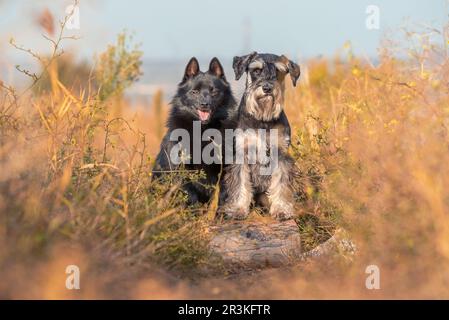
(262, 84, 273, 94)
(200, 102, 210, 109)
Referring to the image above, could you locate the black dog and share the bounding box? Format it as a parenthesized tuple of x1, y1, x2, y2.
(218, 52, 300, 220)
(152, 57, 237, 204)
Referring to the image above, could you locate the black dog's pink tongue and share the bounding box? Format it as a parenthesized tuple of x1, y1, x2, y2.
(198, 110, 210, 121)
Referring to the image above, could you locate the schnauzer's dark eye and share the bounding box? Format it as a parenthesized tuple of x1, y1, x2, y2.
(210, 88, 219, 96)
(190, 89, 199, 95)
(252, 69, 261, 76)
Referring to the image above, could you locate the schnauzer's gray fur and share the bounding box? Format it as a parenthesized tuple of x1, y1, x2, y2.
(218, 52, 300, 221)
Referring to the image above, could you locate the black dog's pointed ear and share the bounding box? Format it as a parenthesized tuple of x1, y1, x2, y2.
(183, 57, 200, 82)
(280, 55, 300, 87)
(232, 51, 257, 81)
(208, 57, 225, 80)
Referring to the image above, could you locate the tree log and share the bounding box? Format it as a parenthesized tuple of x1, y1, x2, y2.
(209, 220, 355, 271)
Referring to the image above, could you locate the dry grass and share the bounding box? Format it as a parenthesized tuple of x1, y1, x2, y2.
(1, 14, 449, 298)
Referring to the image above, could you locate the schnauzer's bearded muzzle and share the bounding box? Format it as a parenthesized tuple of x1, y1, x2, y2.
(246, 81, 283, 122)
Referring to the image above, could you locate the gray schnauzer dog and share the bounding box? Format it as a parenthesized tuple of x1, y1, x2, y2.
(218, 52, 300, 221)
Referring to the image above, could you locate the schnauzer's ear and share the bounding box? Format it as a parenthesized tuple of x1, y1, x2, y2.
(288, 60, 301, 87)
(183, 57, 200, 82)
(280, 55, 301, 87)
(232, 51, 257, 81)
(208, 57, 225, 80)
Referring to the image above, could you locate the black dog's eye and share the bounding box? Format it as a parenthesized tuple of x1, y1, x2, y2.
(252, 69, 261, 76)
(210, 87, 219, 96)
(190, 89, 199, 95)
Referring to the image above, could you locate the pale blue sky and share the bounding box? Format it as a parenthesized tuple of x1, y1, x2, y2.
(0, 0, 447, 94)
(0, 0, 447, 61)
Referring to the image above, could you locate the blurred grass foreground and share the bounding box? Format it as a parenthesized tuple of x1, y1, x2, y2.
(1, 7, 449, 299)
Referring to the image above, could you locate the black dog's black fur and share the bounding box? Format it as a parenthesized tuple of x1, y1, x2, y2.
(152, 57, 237, 204)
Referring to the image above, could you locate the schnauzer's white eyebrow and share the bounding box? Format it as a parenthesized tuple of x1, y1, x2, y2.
(248, 60, 264, 70)
(274, 62, 288, 72)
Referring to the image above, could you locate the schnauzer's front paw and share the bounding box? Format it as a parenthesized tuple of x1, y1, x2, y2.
(221, 207, 249, 220)
(271, 210, 294, 221)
